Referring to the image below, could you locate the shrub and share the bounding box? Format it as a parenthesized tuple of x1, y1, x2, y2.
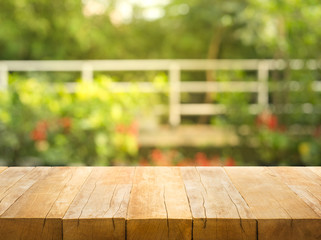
(0, 75, 158, 166)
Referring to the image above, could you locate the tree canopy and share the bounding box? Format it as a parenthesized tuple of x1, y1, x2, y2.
(0, 0, 321, 60)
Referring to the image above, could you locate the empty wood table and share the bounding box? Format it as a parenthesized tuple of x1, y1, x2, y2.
(0, 166, 320, 240)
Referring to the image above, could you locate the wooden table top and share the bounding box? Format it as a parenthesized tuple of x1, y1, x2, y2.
(0, 166, 320, 240)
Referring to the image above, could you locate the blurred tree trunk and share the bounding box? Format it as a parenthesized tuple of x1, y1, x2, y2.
(199, 27, 225, 124)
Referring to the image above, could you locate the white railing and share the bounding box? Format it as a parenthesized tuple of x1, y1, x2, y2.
(0, 59, 320, 126)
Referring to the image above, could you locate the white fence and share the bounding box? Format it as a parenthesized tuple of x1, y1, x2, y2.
(0, 59, 320, 126)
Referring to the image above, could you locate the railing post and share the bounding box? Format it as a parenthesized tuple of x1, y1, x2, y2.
(169, 63, 181, 127)
(81, 62, 94, 83)
(257, 61, 269, 108)
(0, 64, 8, 91)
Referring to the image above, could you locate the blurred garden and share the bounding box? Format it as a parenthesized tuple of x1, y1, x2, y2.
(1, 0, 321, 166)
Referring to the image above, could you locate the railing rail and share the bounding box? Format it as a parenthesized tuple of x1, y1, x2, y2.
(0, 59, 320, 126)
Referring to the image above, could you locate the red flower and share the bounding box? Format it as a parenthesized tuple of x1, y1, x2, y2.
(60, 117, 71, 128)
(139, 159, 150, 166)
(256, 111, 278, 130)
(30, 129, 46, 141)
(128, 121, 139, 137)
(196, 158, 211, 166)
(177, 159, 192, 166)
(209, 155, 222, 166)
(150, 149, 171, 166)
(30, 120, 48, 141)
(195, 152, 211, 166)
(150, 149, 163, 162)
(115, 121, 138, 137)
(224, 157, 236, 166)
(116, 124, 126, 134)
(59, 117, 72, 132)
(36, 120, 48, 131)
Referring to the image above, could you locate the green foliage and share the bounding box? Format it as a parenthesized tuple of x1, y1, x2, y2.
(1, 0, 321, 166)
(1, 0, 321, 59)
(212, 71, 255, 126)
(211, 68, 321, 166)
(0, 76, 158, 166)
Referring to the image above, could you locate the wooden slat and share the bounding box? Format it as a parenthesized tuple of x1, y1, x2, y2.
(308, 167, 321, 178)
(63, 167, 135, 240)
(270, 167, 321, 217)
(225, 167, 321, 240)
(181, 167, 256, 240)
(0, 167, 91, 240)
(0, 167, 51, 216)
(0, 167, 7, 174)
(0, 166, 320, 240)
(127, 167, 192, 240)
(0, 167, 34, 198)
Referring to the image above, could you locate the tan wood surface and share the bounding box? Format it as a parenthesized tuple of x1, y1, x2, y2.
(63, 167, 135, 240)
(0, 167, 34, 199)
(0, 167, 50, 216)
(270, 167, 321, 217)
(0, 167, 7, 174)
(308, 167, 321, 178)
(225, 167, 321, 240)
(0, 167, 91, 240)
(0, 166, 319, 240)
(127, 167, 192, 240)
(181, 167, 256, 240)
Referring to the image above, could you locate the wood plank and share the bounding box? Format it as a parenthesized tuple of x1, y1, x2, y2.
(0, 167, 51, 215)
(139, 125, 239, 147)
(0, 167, 34, 198)
(0, 167, 7, 174)
(63, 167, 135, 240)
(181, 167, 256, 240)
(270, 167, 321, 217)
(225, 167, 321, 240)
(0, 167, 91, 240)
(308, 167, 321, 178)
(127, 167, 192, 240)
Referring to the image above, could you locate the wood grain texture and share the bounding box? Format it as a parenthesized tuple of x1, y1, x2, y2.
(225, 167, 321, 240)
(270, 167, 321, 217)
(0, 167, 51, 216)
(63, 167, 135, 240)
(181, 167, 256, 240)
(0, 167, 34, 199)
(0, 167, 7, 174)
(0, 167, 91, 240)
(0, 166, 320, 240)
(308, 167, 321, 178)
(127, 167, 192, 240)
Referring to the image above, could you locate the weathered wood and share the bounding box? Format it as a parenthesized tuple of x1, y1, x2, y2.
(225, 167, 321, 240)
(127, 167, 192, 240)
(0, 167, 7, 174)
(0, 167, 34, 199)
(308, 167, 321, 178)
(181, 167, 256, 240)
(0, 166, 320, 240)
(139, 125, 239, 147)
(0, 167, 51, 216)
(270, 167, 321, 217)
(0, 167, 91, 240)
(63, 167, 135, 240)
